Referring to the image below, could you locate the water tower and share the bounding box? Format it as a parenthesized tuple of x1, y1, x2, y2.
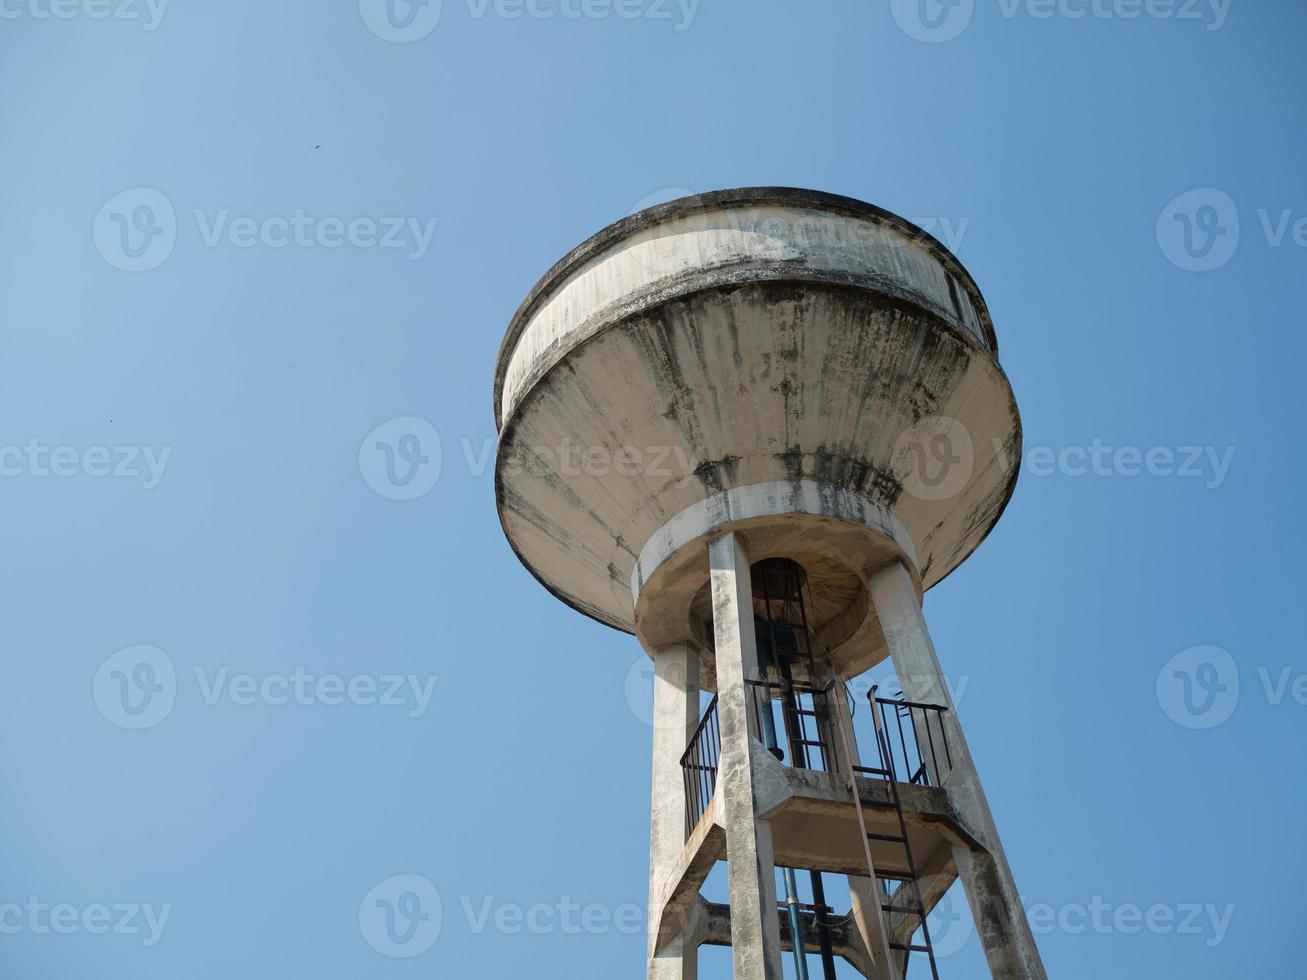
(493, 188, 1045, 979)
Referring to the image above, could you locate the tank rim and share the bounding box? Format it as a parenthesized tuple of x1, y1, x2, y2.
(492, 186, 999, 428)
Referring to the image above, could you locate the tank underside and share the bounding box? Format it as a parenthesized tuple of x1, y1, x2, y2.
(494, 188, 1021, 639)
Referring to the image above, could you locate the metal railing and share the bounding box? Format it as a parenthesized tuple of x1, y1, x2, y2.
(677, 682, 953, 835)
(745, 678, 834, 771)
(861, 685, 953, 787)
(679, 695, 720, 835)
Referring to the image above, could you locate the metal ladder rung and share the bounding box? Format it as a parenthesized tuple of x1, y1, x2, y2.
(881, 902, 925, 915)
(851, 764, 890, 776)
(866, 832, 907, 843)
(889, 942, 932, 953)
(875, 869, 916, 881)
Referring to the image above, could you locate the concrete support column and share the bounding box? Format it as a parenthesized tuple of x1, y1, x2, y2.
(867, 560, 1047, 980)
(708, 532, 784, 980)
(648, 645, 701, 980)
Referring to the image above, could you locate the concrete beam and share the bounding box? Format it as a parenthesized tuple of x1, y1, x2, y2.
(702, 901, 875, 975)
(651, 810, 725, 956)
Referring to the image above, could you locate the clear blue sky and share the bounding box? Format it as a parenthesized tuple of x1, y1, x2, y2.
(1, 1, 1302, 976)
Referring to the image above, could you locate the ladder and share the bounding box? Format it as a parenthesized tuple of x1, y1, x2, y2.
(833, 685, 942, 980)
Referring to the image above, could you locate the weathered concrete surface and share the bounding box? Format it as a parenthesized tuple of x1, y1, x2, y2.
(760, 765, 965, 877)
(493, 188, 1020, 642)
(650, 800, 723, 957)
(648, 645, 701, 979)
(703, 901, 874, 975)
(708, 532, 783, 980)
(650, 733, 985, 972)
(869, 560, 1047, 979)
(492, 187, 1042, 979)
(631, 480, 918, 684)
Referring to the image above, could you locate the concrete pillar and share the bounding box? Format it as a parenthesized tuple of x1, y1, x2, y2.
(648, 645, 701, 980)
(708, 532, 784, 980)
(867, 560, 1047, 980)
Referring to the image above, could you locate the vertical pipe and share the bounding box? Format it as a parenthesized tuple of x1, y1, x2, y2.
(754, 619, 783, 761)
(782, 868, 810, 980)
(807, 871, 838, 980)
